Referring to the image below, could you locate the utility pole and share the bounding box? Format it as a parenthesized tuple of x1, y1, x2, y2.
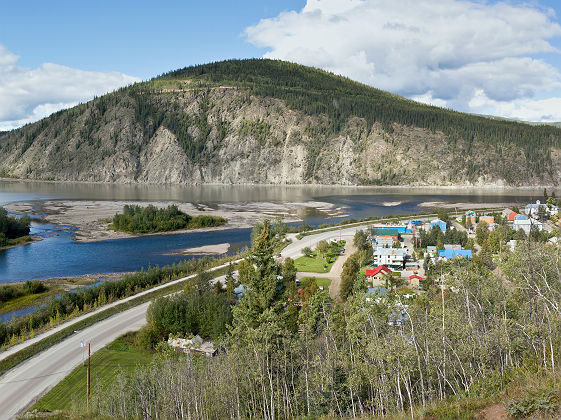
(87, 342, 91, 409)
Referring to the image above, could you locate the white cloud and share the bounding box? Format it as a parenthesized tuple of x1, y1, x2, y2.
(246, 0, 561, 121)
(0, 45, 139, 131)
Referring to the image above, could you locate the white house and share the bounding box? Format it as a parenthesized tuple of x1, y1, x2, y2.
(373, 248, 406, 268)
(513, 218, 544, 234)
(525, 200, 555, 218)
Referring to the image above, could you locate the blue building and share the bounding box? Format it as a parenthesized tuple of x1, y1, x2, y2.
(438, 249, 472, 259)
(430, 219, 447, 232)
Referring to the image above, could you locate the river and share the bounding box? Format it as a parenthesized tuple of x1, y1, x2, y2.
(0, 180, 551, 283)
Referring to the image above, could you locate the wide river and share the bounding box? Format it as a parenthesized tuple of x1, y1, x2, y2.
(0, 181, 551, 283)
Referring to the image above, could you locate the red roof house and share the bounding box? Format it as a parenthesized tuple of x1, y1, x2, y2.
(409, 274, 423, 288)
(365, 266, 393, 285)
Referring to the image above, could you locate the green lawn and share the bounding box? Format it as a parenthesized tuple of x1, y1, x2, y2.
(300, 277, 332, 288)
(294, 253, 336, 273)
(32, 333, 154, 412)
(315, 278, 332, 288)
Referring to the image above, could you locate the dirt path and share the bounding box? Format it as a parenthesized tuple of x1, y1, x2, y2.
(296, 238, 357, 299)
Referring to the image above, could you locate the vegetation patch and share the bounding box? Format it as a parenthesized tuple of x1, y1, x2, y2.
(0, 281, 48, 314)
(110, 204, 226, 234)
(0, 206, 31, 248)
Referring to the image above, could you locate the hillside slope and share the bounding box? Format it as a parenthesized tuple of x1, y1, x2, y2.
(0, 59, 560, 186)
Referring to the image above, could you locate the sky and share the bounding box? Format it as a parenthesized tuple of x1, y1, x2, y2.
(2, 0, 561, 130)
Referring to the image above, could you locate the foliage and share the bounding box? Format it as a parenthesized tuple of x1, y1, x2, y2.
(142, 285, 232, 347)
(0, 207, 30, 241)
(0, 281, 47, 307)
(111, 204, 226, 233)
(417, 225, 468, 248)
(506, 389, 559, 418)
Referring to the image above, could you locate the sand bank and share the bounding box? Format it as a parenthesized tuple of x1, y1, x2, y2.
(5, 199, 344, 242)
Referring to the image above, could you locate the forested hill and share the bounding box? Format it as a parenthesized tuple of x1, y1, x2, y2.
(1, 58, 560, 186)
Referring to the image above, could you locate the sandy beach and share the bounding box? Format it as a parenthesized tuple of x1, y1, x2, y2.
(419, 201, 517, 210)
(5, 199, 344, 242)
(167, 243, 230, 256)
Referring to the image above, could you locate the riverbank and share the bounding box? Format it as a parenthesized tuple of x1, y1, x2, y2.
(168, 243, 230, 256)
(419, 201, 518, 210)
(5, 199, 343, 242)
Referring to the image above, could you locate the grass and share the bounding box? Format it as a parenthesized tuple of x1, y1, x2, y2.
(32, 332, 154, 412)
(295, 253, 336, 273)
(314, 278, 331, 288)
(0, 291, 49, 314)
(0, 235, 33, 249)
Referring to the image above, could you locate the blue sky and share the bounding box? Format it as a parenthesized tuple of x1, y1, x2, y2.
(0, 1, 304, 79)
(2, 0, 561, 129)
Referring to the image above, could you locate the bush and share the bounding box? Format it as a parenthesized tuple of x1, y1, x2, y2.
(506, 389, 559, 418)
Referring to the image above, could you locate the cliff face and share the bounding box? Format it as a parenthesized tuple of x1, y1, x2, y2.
(0, 60, 559, 186)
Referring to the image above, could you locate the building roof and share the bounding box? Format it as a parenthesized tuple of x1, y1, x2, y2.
(513, 219, 543, 226)
(438, 249, 473, 259)
(444, 244, 462, 250)
(374, 248, 407, 256)
(365, 265, 393, 276)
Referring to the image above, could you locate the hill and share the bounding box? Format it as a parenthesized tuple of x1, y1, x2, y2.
(0, 59, 560, 186)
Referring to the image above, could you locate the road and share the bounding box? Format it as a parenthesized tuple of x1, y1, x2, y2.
(0, 225, 372, 418)
(0, 302, 149, 419)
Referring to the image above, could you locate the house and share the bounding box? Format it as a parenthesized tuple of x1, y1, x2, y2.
(409, 274, 423, 288)
(525, 200, 548, 217)
(373, 248, 407, 269)
(426, 246, 437, 256)
(465, 211, 477, 227)
(365, 265, 393, 286)
(438, 249, 473, 259)
(513, 219, 544, 234)
(168, 335, 217, 357)
(443, 244, 462, 251)
(430, 219, 447, 232)
(478, 215, 494, 224)
(503, 209, 518, 222)
(412, 220, 423, 226)
(514, 214, 527, 221)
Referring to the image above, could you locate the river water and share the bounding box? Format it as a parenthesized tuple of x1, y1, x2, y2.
(0, 181, 550, 283)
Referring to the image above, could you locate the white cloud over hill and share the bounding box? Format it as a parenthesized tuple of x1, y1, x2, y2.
(246, 0, 561, 122)
(0, 45, 139, 131)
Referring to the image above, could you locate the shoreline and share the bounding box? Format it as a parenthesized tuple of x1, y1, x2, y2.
(0, 177, 558, 191)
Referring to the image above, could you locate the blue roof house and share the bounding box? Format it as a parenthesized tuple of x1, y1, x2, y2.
(430, 219, 447, 232)
(438, 249, 472, 259)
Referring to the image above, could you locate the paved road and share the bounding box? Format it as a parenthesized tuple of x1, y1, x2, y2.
(0, 302, 149, 419)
